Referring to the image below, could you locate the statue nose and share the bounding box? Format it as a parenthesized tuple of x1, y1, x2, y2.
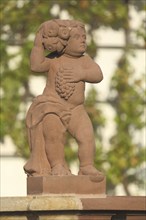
(81, 38, 85, 43)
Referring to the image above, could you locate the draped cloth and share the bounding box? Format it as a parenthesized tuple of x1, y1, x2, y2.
(24, 94, 71, 176)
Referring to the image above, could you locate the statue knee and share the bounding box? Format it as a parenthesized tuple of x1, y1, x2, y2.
(43, 114, 65, 142)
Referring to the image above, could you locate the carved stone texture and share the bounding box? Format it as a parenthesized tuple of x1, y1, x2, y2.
(24, 19, 105, 194)
(55, 67, 75, 100)
(27, 176, 106, 195)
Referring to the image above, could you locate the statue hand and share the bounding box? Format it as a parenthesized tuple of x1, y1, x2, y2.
(61, 66, 84, 83)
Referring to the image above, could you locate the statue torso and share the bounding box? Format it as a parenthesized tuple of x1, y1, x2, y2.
(43, 55, 85, 108)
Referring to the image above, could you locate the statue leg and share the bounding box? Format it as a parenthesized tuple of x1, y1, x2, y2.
(24, 122, 51, 177)
(42, 114, 72, 175)
(68, 106, 104, 180)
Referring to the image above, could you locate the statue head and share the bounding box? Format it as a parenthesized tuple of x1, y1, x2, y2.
(40, 19, 86, 57)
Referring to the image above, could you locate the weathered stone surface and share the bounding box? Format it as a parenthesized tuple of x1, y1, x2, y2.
(1, 196, 145, 212)
(81, 196, 146, 211)
(29, 196, 82, 211)
(0, 196, 82, 212)
(0, 196, 33, 212)
(39, 216, 78, 220)
(0, 217, 27, 220)
(27, 175, 106, 195)
(0, 196, 145, 220)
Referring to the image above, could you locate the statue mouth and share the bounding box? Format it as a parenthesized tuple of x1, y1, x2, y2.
(80, 44, 86, 48)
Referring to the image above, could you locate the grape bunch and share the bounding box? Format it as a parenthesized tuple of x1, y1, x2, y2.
(55, 68, 75, 100)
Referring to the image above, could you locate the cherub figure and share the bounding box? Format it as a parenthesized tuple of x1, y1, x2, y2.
(24, 19, 104, 181)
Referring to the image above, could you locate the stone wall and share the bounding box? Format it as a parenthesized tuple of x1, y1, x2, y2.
(0, 195, 145, 220)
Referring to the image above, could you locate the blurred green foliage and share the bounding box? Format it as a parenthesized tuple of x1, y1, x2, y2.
(0, 0, 145, 195)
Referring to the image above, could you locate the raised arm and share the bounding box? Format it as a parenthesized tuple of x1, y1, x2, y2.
(30, 28, 50, 73)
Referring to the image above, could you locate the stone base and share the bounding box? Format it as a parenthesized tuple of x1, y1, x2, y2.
(27, 175, 106, 195)
(1, 196, 145, 220)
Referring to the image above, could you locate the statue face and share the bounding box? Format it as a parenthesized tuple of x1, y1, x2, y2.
(64, 27, 87, 57)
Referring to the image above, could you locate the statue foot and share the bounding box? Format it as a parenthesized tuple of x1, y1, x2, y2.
(25, 170, 51, 177)
(78, 165, 105, 182)
(51, 164, 72, 176)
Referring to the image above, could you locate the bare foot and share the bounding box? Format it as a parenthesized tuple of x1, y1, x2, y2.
(24, 170, 51, 177)
(78, 165, 104, 182)
(51, 164, 72, 176)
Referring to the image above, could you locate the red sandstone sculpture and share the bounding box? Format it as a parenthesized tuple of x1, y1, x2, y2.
(24, 19, 104, 182)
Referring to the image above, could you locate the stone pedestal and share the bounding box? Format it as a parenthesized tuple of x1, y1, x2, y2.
(27, 175, 106, 196)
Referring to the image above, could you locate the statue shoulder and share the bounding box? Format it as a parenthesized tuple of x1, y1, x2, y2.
(81, 54, 96, 67)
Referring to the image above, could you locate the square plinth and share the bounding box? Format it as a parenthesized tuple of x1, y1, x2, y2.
(27, 175, 106, 195)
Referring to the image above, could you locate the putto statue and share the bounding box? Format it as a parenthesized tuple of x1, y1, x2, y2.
(24, 19, 104, 182)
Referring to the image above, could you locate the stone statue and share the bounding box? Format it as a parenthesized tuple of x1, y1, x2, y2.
(24, 19, 104, 183)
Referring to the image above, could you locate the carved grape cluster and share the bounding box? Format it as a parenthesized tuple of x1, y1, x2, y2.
(55, 68, 75, 100)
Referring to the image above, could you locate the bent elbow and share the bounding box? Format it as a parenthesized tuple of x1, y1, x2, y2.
(98, 73, 103, 83)
(30, 65, 37, 72)
(94, 65, 103, 83)
(30, 64, 42, 73)
(94, 70, 103, 83)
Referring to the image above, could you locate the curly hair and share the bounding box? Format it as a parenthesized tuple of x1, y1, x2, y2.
(39, 19, 85, 53)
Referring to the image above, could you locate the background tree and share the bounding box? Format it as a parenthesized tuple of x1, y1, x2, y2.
(0, 0, 145, 195)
